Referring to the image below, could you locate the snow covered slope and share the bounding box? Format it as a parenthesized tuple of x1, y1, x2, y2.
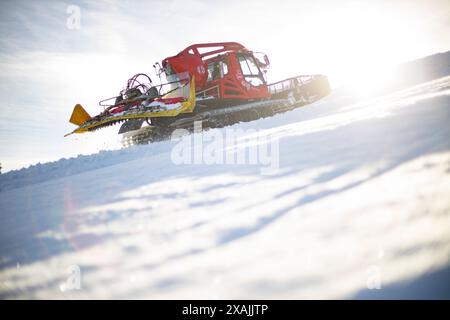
(1, 54, 450, 299)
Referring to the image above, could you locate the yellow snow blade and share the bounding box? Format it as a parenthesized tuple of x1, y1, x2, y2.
(69, 104, 91, 126)
(179, 75, 196, 113)
(65, 77, 196, 136)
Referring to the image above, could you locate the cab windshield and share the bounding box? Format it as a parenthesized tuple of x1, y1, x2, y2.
(237, 54, 265, 86)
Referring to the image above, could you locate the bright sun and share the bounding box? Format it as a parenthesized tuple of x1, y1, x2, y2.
(278, 2, 426, 93)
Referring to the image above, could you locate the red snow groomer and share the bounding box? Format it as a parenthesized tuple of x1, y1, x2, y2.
(67, 42, 331, 145)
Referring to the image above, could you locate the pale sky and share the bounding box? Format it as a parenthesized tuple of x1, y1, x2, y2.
(0, 0, 449, 172)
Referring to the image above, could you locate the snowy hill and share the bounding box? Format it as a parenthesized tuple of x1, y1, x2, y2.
(1, 52, 450, 299)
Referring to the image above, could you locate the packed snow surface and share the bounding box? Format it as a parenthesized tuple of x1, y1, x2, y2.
(1, 63, 450, 299)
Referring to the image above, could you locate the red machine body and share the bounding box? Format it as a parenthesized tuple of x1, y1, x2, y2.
(162, 42, 270, 102)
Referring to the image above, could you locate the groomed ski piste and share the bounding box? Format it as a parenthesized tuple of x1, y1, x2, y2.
(1, 52, 449, 299)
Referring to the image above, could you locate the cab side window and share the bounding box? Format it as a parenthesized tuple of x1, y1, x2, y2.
(207, 60, 228, 81)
